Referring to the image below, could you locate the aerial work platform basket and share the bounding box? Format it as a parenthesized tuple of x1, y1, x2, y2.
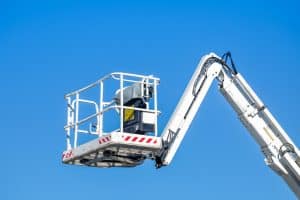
(62, 72, 161, 167)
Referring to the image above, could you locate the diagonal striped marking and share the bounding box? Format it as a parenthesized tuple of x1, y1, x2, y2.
(125, 136, 131, 141)
(146, 138, 152, 143)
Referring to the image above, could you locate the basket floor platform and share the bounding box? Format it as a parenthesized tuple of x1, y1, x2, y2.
(62, 132, 162, 168)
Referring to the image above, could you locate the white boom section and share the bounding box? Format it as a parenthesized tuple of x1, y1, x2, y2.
(158, 53, 300, 197)
(158, 53, 223, 165)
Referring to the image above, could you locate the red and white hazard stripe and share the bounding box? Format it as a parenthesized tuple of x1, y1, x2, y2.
(62, 151, 73, 159)
(122, 135, 157, 144)
(98, 135, 111, 144)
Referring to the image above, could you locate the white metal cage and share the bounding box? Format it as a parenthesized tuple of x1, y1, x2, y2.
(62, 72, 162, 167)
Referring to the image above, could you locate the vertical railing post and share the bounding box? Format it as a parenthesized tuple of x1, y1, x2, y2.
(66, 97, 72, 150)
(74, 93, 79, 148)
(99, 81, 104, 137)
(154, 79, 158, 137)
(145, 77, 149, 109)
(120, 74, 124, 133)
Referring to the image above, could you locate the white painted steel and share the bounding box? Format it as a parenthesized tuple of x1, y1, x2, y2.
(220, 72, 300, 197)
(154, 76, 158, 137)
(120, 74, 124, 133)
(159, 53, 300, 197)
(62, 132, 162, 167)
(99, 80, 104, 136)
(63, 72, 160, 167)
(74, 93, 79, 148)
(62, 54, 300, 197)
(160, 53, 222, 165)
(66, 97, 72, 150)
(142, 112, 156, 124)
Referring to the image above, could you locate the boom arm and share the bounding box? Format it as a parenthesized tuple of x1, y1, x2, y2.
(156, 52, 300, 197)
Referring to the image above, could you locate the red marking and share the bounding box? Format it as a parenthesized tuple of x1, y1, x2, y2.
(63, 151, 73, 159)
(139, 137, 145, 142)
(124, 136, 131, 141)
(146, 138, 152, 143)
(99, 136, 111, 144)
(153, 140, 157, 144)
(132, 137, 138, 142)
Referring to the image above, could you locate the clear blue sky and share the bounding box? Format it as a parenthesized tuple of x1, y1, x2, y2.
(1, 0, 300, 199)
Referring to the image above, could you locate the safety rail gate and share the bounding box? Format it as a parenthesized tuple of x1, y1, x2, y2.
(62, 72, 162, 167)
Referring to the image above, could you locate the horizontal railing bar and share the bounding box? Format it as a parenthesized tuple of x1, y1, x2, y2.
(77, 129, 99, 135)
(65, 72, 159, 98)
(64, 106, 160, 129)
(111, 72, 160, 81)
(114, 78, 157, 85)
